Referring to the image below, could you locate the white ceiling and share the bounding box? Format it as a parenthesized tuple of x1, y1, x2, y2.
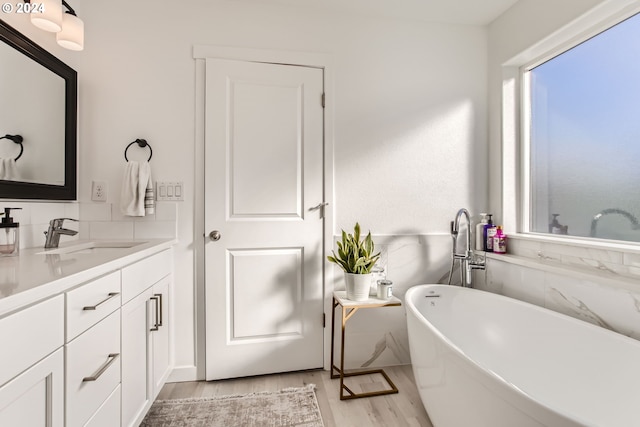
(255, 0, 522, 25)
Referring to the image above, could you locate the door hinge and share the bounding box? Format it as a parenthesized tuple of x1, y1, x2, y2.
(323, 313, 326, 328)
(321, 93, 325, 108)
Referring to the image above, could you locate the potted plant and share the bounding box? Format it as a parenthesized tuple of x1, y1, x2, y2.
(327, 223, 380, 301)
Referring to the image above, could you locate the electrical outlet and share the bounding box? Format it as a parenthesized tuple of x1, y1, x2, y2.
(92, 180, 107, 201)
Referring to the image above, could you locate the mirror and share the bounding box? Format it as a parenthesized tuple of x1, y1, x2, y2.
(0, 20, 77, 200)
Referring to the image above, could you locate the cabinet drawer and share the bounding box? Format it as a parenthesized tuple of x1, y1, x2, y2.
(66, 310, 121, 427)
(66, 271, 121, 341)
(0, 295, 64, 387)
(122, 249, 172, 303)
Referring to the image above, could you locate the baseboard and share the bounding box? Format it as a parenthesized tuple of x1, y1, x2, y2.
(167, 365, 199, 383)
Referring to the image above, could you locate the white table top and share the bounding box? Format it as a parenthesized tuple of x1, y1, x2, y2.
(333, 290, 401, 308)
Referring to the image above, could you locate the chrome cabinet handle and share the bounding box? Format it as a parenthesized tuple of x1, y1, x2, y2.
(154, 293, 163, 327)
(82, 353, 120, 382)
(209, 230, 221, 241)
(83, 292, 120, 311)
(150, 295, 160, 331)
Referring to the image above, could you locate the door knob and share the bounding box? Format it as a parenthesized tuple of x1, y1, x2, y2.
(209, 230, 221, 241)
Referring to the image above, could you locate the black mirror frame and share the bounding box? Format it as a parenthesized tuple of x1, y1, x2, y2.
(0, 19, 77, 200)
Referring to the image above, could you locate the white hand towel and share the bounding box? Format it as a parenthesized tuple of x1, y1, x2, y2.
(0, 158, 19, 181)
(121, 160, 154, 216)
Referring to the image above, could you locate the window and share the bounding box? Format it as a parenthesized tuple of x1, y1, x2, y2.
(523, 13, 640, 243)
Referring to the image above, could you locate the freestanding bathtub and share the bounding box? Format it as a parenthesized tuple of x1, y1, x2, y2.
(405, 284, 640, 427)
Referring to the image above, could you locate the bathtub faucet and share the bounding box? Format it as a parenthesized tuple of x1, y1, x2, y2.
(448, 208, 485, 287)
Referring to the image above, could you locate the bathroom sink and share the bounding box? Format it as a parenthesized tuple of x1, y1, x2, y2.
(38, 241, 148, 255)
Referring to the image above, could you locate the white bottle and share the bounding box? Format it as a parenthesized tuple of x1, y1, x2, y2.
(475, 213, 488, 251)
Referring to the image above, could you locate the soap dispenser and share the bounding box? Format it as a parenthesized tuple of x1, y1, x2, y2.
(483, 214, 495, 251)
(549, 214, 561, 234)
(549, 214, 567, 235)
(0, 208, 21, 256)
(475, 213, 488, 251)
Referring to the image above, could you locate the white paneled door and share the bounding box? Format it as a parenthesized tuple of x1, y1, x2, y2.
(204, 58, 325, 380)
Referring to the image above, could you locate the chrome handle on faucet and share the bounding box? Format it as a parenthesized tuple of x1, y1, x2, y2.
(50, 217, 78, 225)
(471, 251, 487, 270)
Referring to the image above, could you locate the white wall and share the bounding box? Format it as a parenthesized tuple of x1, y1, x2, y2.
(75, 0, 488, 377)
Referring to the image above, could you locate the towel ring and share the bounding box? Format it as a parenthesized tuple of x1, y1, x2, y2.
(124, 138, 152, 162)
(0, 134, 24, 161)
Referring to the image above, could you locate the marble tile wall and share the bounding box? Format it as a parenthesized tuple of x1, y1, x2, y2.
(474, 236, 640, 341)
(507, 236, 640, 281)
(331, 233, 453, 369)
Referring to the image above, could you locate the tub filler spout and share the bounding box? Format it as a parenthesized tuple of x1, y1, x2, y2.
(448, 208, 484, 287)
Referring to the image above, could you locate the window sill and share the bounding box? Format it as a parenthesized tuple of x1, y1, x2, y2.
(508, 232, 640, 255)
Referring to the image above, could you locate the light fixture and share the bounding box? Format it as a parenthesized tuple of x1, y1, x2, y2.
(29, 0, 62, 32)
(56, 4, 83, 51)
(24, 0, 84, 51)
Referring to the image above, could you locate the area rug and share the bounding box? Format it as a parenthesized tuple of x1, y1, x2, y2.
(140, 384, 324, 427)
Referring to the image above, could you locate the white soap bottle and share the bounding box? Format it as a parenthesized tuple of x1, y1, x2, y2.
(475, 213, 488, 251)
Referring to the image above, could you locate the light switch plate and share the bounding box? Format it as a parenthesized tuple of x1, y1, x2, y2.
(156, 181, 184, 201)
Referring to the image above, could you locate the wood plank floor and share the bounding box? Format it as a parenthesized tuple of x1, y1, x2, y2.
(157, 365, 434, 427)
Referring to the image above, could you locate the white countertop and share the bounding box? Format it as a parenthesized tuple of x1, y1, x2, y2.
(0, 238, 177, 317)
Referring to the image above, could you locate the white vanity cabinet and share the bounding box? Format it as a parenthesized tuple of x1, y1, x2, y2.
(121, 249, 172, 427)
(0, 241, 174, 427)
(0, 295, 65, 427)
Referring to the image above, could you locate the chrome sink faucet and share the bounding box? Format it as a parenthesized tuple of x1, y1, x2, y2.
(448, 208, 485, 287)
(44, 218, 78, 249)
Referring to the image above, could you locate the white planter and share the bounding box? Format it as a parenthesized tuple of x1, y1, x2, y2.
(344, 273, 372, 301)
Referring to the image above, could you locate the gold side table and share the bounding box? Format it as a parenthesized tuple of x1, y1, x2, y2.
(330, 290, 402, 400)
